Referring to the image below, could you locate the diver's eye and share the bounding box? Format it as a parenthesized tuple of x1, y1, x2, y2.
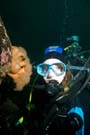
(52, 63, 64, 71)
(42, 64, 48, 73)
(56, 64, 64, 71)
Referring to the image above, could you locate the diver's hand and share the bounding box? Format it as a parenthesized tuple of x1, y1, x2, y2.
(64, 112, 83, 131)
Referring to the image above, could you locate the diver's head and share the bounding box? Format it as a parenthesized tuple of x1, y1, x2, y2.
(42, 58, 66, 84)
(37, 46, 66, 85)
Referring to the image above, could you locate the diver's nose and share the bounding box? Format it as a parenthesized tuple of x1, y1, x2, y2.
(46, 69, 54, 78)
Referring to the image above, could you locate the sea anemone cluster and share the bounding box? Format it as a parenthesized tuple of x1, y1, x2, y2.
(8, 46, 32, 91)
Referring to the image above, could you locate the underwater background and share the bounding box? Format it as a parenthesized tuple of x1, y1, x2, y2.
(0, 0, 90, 63)
(0, 1, 90, 134)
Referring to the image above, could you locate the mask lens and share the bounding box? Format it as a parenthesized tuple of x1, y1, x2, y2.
(51, 63, 66, 75)
(37, 63, 49, 76)
(37, 62, 66, 76)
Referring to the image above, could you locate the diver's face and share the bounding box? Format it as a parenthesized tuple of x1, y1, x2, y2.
(43, 58, 66, 84)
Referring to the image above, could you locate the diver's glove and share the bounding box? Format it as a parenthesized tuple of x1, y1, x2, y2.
(64, 112, 83, 131)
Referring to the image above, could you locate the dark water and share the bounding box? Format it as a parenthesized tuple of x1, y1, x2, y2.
(0, 0, 90, 62)
(0, 1, 90, 134)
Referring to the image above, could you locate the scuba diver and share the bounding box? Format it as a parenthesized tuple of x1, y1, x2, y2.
(0, 18, 90, 135)
(26, 42, 90, 135)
